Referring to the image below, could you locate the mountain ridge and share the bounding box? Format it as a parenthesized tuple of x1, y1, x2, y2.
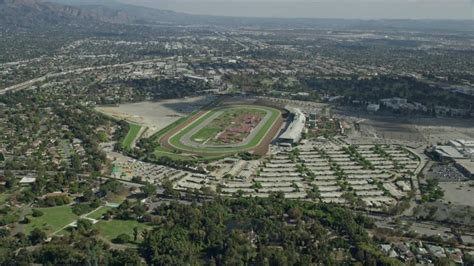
(0, 0, 131, 27)
(1, 0, 472, 31)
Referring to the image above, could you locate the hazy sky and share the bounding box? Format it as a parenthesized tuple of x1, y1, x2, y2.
(119, 0, 473, 20)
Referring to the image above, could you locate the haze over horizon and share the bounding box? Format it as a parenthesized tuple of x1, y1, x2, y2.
(118, 0, 474, 20)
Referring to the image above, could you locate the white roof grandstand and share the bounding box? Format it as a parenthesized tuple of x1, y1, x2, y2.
(279, 107, 306, 143)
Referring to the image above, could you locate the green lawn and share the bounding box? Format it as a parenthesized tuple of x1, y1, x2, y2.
(94, 219, 151, 243)
(169, 105, 281, 155)
(121, 123, 142, 149)
(191, 127, 221, 143)
(0, 193, 10, 205)
(105, 193, 128, 205)
(85, 206, 113, 220)
(25, 205, 78, 235)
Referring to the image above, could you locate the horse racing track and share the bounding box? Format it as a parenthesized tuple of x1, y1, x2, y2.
(156, 104, 283, 160)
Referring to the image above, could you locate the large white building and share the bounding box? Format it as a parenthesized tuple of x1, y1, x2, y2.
(449, 139, 474, 157)
(433, 139, 474, 161)
(455, 159, 474, 179)
(278, 107, 306, 144)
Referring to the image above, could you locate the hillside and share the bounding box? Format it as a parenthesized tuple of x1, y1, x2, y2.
(0, 0, 130, 27)
(2, 0, 472, 31)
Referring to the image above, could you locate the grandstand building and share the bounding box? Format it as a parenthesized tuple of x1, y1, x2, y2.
(278, 107, 306, 145)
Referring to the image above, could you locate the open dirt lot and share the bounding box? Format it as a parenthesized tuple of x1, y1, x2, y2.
(96, 96, 215, 137)
(439, 181, 474, 207)
(338, 108, 474, 147)
(412, 117, 474, 145)
(343, 116, 426, 147)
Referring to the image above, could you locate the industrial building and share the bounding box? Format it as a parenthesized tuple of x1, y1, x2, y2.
(432, 139, 474, 161)
(455, 159, 474, 179)
(449, 139, 474, 157)
(278, 107, 306, 145)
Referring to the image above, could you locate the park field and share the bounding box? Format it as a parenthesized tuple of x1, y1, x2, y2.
(24, 205, 78, 235)
(94, 219, 151, 243)
(85, 206, 113, 220)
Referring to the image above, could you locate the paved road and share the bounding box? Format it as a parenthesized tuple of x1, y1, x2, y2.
(401, 146, 428, 216)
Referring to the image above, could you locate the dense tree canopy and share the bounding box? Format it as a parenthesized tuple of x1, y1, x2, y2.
(140, 196, 398, 265)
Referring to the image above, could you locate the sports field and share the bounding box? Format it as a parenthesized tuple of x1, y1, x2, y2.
(154, 104, 282, 159)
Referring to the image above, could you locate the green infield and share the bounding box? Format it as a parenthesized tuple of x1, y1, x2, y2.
(121, 123, 142, 149)
(190, 108, 266, 145)
(160, 105, 281, 158)
(191, 127, 221, 144)
(25, 205, 78, 235)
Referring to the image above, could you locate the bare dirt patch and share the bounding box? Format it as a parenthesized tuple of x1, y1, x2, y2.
(96, 96, 215, 137)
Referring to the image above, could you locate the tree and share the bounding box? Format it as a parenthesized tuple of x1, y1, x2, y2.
(162, 180, 180, 199)
(110, 249, 144, 266)
(113, 233, 131, 244)
(142, 184, 157, 198)
(35, 243, 84, 265)
(0, 227, 9, 238)
(76, 219, 93, 234)
(32, 209, 44, 217)
(288, 207, 303, 220)
(133, 227, 139, 242)
(13, 249, 33, 265)
(140, 227, 198, 265)
(29, 228, 47, 245)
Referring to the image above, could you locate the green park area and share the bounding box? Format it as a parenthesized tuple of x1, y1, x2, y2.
(94, 219, 151, 243)
(25, 205, 78, 235)
(85, 206, 113, 220)
(121, 123, 142, 149)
